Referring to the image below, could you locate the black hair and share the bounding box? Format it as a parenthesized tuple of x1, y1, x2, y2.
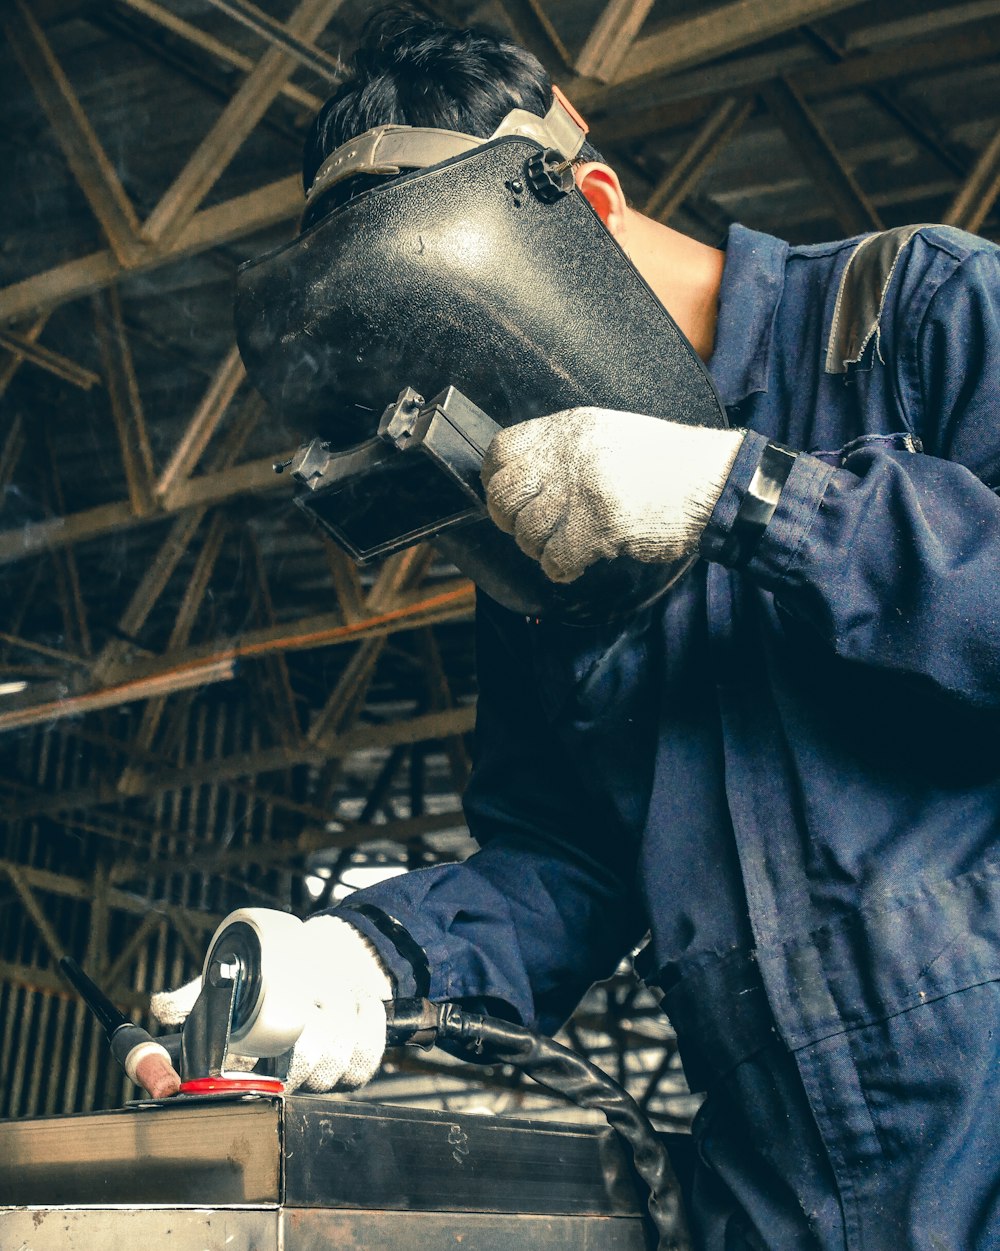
(301, 6, 601, 228)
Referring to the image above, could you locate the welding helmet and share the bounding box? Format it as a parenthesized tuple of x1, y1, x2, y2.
(234, 91, 727, 625)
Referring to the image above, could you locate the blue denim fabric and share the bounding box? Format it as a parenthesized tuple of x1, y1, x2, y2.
(331, 223, 1000, 1248)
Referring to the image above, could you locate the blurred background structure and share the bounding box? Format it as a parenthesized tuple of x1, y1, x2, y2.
(0, 0, 997, 1124)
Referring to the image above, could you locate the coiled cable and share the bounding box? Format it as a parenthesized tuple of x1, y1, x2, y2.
(387, 997, 691, 1251)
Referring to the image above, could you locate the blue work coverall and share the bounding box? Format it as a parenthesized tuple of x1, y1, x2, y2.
(331, 223, 1000, 1250)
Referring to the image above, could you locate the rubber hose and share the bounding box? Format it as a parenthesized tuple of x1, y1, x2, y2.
(435, 1003, 691, 1251)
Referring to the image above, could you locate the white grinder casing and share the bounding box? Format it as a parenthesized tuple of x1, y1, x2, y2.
(203, 907, 310, 1058)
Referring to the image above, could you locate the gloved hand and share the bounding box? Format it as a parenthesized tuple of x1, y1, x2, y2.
(481, 408, 746, 583)
(149, 915, 393, 1094)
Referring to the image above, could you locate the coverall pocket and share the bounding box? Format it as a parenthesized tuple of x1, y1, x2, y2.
(778, 863, 1000, 1251)
(685, 1037, 849, 1251)
(659, 949, 849, 1250)
(826, 977, 1000, 1251)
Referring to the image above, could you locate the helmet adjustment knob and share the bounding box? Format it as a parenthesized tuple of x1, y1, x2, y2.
(525, 149, 574, 203)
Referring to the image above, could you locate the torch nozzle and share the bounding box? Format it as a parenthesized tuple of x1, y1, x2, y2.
(58, 956, 182, 1097)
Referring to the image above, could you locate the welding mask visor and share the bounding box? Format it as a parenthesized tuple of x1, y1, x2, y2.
(234, 103, 727, 625)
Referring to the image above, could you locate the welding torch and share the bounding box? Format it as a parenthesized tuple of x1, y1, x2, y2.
(58, 957, 182, 1099)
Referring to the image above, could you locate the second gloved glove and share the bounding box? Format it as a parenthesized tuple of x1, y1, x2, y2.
(481, 408, 746, 583)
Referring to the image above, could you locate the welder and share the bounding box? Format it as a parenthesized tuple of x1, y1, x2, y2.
(150, 9, 1000, 1248)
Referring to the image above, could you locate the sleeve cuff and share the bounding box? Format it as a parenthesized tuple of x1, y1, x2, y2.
(700, 429, 770, 560)
(701, 431, 837, 581)
(323, 906, 425, 998)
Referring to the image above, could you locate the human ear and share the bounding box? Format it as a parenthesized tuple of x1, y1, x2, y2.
(574, 163, 629, 239)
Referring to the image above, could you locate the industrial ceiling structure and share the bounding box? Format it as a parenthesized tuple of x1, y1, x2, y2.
(0, 0, 998, 1123)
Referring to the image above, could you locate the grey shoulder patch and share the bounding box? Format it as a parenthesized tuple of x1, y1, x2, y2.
(825, 223, 930, 374)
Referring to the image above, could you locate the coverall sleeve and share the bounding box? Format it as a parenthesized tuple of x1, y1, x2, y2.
(324, 595, 647, 1035)
(702, 241, 1000, 710)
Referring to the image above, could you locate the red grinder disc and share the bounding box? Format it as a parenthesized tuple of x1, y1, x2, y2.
(179, 1075, 285, 1095)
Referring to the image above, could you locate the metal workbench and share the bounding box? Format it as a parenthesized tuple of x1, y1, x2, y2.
(0, 1092, 649, 1248)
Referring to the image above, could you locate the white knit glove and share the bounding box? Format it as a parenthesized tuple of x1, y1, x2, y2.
(481, 408, 746, 583)
(150, 916, 393, 1094)
(284, 916, 393, 1092)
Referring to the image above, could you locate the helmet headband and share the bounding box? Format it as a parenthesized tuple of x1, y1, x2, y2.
(305, 88, 588, 210)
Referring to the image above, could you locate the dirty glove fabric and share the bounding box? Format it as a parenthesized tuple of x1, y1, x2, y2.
(284, 915, 393, 1092)
(150, 916, 392, 1093)
(481, 408, 746, 583)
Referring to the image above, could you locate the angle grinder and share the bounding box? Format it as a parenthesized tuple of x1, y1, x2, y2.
(63, 908, 314, 1096)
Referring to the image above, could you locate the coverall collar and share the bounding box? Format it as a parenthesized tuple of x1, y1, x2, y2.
(709, 224, 789, 409)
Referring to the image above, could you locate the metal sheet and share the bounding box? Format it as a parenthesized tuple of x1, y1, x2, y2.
(0, 1095, 646, 1217)
(283, 1099, 643, 1215)
(0, 1207, 277, 1250)
(0, 1206, 647, 1251)
(0, 1097, 281, 1205)
(283, 1207, 649, 1250)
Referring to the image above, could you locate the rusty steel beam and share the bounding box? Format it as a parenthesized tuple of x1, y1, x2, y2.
(95, 405, 256, 682)
(0, 631, 88, 669)
(41, 425, 93, 657)
(140, 0, 343, 249)
(0, 417, 26, 491)
(92, 286, 157, 516)
(0, 585, 475, 736)
(155, 346, 245, 503)
(0, 329, 99, 390)
(3, 11, 996, 332)
(111, 522, 233, 777)
(117, 0, 322, 112)
(0, 959, 153, 1016)
(495, 0, 572, 73)
(4, 866, 68, 964)
(0, 444, 288, 566)
(305, 543, 438, 810)
(101, 912, 163, 989)
(614, 0, 868, 84)
(245, 525, 301, 746)
(105, 509, 232, 751)
(306, 546, 436, 747)
(761, 77, 882, 235)
(0, 173, 301, 325)
(799, 24, 969, 181)
(104, 513, 212, 668)
(943, 125, 1000, 233)
(322, 539, 366, 624)
(109, 805, 468, 884)
(159, 439, 282, 510)
(117, 0, 324, 113)
(415, 628, 471, 794)
(0, 859, 223, 977)
(644, 97, 754, 223)
(581, 18, 1000, 133)
(4, 0, 145, 266)
(164, 511, 229, 650)
(575, 0, 654, 82)
(844, 0, 1000, 51)
(0, 657, 238, 734)
(574, 41, 811, 119)
(199, 0, 344, 82)
(0, 316, 48, 399)
(90, 409, 253, 687)
(12, 703, 476, 821)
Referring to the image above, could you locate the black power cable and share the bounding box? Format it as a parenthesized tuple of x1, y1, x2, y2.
(386, 998, 691, 1251)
